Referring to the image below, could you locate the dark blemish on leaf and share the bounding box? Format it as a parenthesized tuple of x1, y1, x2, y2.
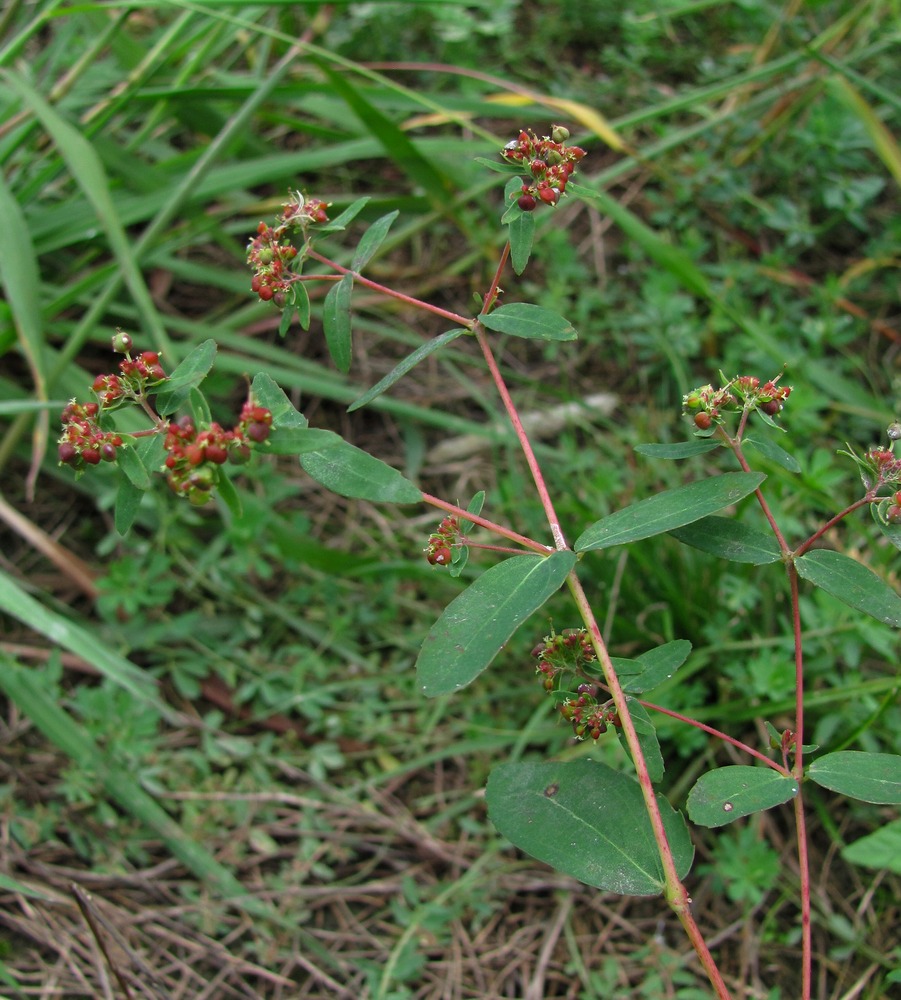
(544, 782, 559, 798)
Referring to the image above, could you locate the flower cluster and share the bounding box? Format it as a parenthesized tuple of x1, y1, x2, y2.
(89, 330, 167, 408)
(559, 686, 622, 742)
(425, 515, 460, 566)
(58, 400, 123, 468)
(501, 125, 586, 211)
(246, 192, 329, 303)
(531, 628, 596, 692)
(683, 374, 792, 431)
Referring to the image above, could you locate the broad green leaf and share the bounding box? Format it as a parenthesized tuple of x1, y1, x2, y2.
(616, 699, 664, 783)
(744, 435, 801, 473)
(575, 472, 765, 552)
(479, 303, 577, 342)
(807, 751, 901, 804)
(319, 196, 371, 233)
(348, 328, 468, 412)
(486, 759, 693, 896)
(114, 477, 143, 536)
(795, 549, 901, 627)
(352, 210, 399, 272)
(0, 569, 161, 708)
(153, 339, 217, 416)
(634, 440, 722, 459)
(610, 639, 692, 694)
(570, 181, 712, 299)
(687, 766, 799, 828)
(842, 818, 901, 874)
(265, 427, 343, 455)
(116, 440, 152, 491)
(250, 372, 307, 429)
(323, 272, 353, 373)
(508, 209, 535, 275)
(417, 551, 576, 697)
(670, 515, 782, 564)
(300, 441, 422, 503)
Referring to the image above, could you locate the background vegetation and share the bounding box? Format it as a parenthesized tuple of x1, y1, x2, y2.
(1, 1, 899, 997)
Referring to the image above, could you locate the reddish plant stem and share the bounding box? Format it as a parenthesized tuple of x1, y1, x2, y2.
(306, 249, 473, 329)
(722, 430, 791, 554)
(794, 496, 871, 556)
(420, 492, 550, 555)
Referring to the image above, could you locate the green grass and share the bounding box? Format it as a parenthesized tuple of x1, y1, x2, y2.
(1, 1, 900, 996)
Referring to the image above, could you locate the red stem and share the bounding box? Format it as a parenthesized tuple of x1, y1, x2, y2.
(420, 492, 550, 555)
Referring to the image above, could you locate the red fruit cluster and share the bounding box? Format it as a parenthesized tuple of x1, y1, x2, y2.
(501, 125, 587, 211)
(58, 400, 123, 468)
(91, 349, 166, 407)
(163, 404, 271, 505)
(425, 515, 460, 566)
(683, 373, 792, 431)
(560, 687, 621, 742)
(247, 192, 329, 303)
(531, 628, 596, 692)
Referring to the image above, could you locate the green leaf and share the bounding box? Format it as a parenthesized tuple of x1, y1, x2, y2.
(114, 477, 143, 536)
(417, 551, 576, 697)
(250, 372, 307, 429)
(634, 441, 722, 459)
(687, 766, 799, 828)
(670, 515, 783, 564)
(318, 196, 370, 233)
(153, 339, 217, 416)
(474, 156, 523, 175)
(215, 468, 242, 520)
(348, 328, 468, 412)
(323, 272, 353, 373)
(486, 759, 693, 896)
(116, 440, 152, 491)
(570, 181, 712, 299)
(265, 427, 343, 455)
(575, 472, 765, 552)
(744, 435, 801, 472)
(616, 699, 664, 783)
(807, 751, 901, 804)
(795, 549, 901, 627)
(295, 281, 312, 330)
(450, 490, 486, 579)
(508, 210, 535, 275)
(842, 818, 901, 874)
(300, 440, 422, 503)
(277, 305, 294, 337)
(352, 210, 399, 272)
(479, 303, 577, 342)
(611, 639, 692, 694)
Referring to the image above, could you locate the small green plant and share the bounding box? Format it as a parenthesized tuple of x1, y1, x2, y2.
(56, 125, 901, 1000)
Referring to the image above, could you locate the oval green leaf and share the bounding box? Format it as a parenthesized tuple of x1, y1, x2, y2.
(348, 328, 468, 412)
(417, 551, 576, 697)
(616, 699, 664, 783)
(842, 818, 901, 874)
(323, 272, 353, 373)
(670, 515, 782, 564)
(479, 303, 577, 342)
(153, 339, 217, 415)
(352, 210, 399, 272)
(634, 441, 722, 459)
(508, 210, 535, 275)
(575, 472, 765, 552)
(744, 435, 801, 473)
(687, 766, 798, 828)
(807, 751, 901, 804)
(610, 638, 692, 694)
(795, 549, 901, 627)
(486, 759, 693, 896)
(250, 372, 308, 429)
(300, 441, 422, 503)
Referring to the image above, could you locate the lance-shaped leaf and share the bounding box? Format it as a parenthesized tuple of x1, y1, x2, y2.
(266, 428, 343, 455)
(744, 435, 801, 473)
(610, 639, 692, 694)
(417, 551, 576, 697)
(670, 515, 782, 565)
(250, 372, 306, 427)
(348, 328, 468, 412)
(153, 339, 217, 415)
(479, 303, 577, 342)
(352, 210, 399, 272)
(486, 759, 693, 896)
(807, 751, 901, 804)
(575, 472, 765, 552)
(842, 819, 901, 874)
(634, 440, 722, 460)
(687, 766, 798, 828)
(795, 549, 901, 627)
(508, 208, 535, 275)
(616, 699, 664, 783)
(323, 272, 354, 373)
(300, 441, 422, 503)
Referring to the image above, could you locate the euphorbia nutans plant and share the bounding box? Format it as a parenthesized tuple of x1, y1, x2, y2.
(60, 126, 901, 1000)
